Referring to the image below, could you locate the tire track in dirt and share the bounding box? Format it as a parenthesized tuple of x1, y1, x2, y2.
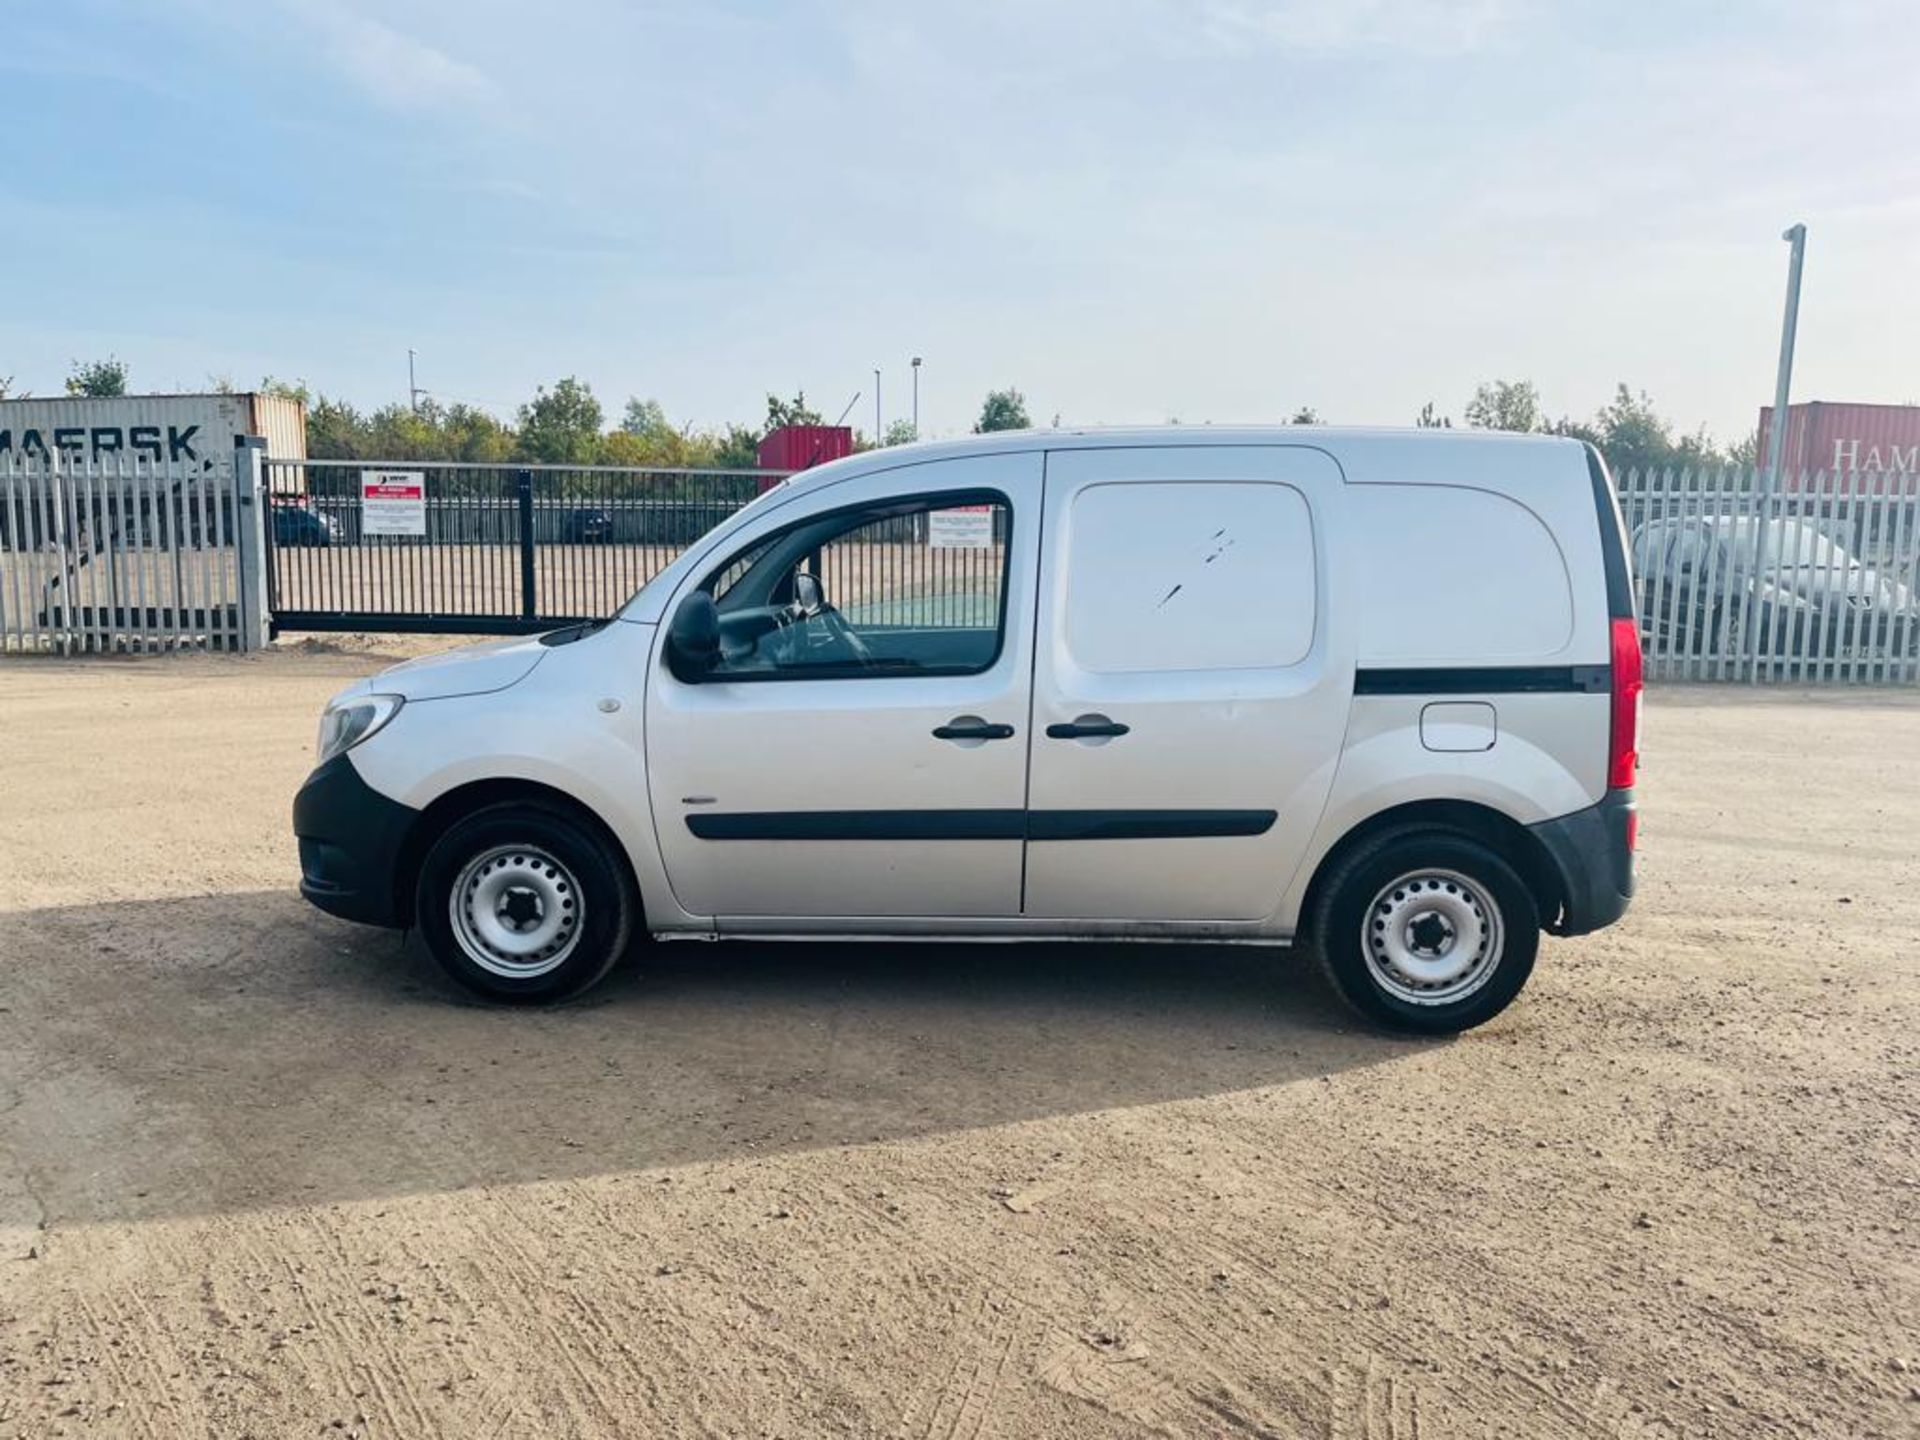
(67, 1290, 162, 1440)
(313, 1211, 452, 1437)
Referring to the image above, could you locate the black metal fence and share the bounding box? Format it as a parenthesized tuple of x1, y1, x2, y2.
(263, 460, 775, 633)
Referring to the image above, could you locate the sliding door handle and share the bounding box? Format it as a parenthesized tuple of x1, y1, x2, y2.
(1046, 716, 1130, 740)
(932, 718, 1015, 742)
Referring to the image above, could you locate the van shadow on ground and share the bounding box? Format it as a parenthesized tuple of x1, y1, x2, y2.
(0, 891, 1432, 1229)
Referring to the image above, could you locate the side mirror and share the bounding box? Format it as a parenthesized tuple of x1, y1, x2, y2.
(792, 571, 823, 615)
(666, 591, 721, 682)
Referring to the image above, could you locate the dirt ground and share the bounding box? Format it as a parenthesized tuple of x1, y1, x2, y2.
(0, 643, 1915, 1439)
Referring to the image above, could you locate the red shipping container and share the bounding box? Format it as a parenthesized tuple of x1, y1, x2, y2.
(756, 425, 854, 491)
(1756, 402, 1920, 491)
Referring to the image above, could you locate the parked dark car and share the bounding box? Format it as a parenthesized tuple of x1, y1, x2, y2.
(1631, 515, 1919, 657)
(561, 507, 614, 544)
(273, 504, 338, 548)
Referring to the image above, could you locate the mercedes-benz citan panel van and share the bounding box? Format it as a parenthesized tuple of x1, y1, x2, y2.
(295, 428, 1640, 1033)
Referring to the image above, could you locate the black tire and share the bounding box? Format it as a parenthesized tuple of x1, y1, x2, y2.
(1306, 829, 1539, 1035)
(414, 801, 637, 1003)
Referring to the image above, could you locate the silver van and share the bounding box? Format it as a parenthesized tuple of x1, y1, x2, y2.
(295, 428, 1641, 1033)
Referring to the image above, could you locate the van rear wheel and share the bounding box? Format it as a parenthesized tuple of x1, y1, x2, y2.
(1308, 831, 1538, 1034)
(415, 802, 636, 1003)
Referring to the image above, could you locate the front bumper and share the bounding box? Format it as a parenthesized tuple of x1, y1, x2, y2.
(292, 753, 418, 927)
(1528, 788, 1636, 937)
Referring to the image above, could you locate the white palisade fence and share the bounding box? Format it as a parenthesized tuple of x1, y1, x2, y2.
(0, 449, 268, 654)
(1614, 467, 1920, 684)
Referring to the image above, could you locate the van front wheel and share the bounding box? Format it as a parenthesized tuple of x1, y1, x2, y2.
(1308, 831, 1539, 1034)
(415, 802, 636, 1003)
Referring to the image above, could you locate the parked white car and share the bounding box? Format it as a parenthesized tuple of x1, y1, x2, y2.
(1630, 513, 1920, 659)
(295, 428, 1641, 1033)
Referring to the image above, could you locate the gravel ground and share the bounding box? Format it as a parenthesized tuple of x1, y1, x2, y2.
(0, 642, 1915, 1439)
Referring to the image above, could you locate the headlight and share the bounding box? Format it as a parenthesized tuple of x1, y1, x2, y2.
(316, 694, 404, 764)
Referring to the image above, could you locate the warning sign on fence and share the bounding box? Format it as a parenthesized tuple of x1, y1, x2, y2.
(360, 471, 427, 537)
(927, 504, 993, 549)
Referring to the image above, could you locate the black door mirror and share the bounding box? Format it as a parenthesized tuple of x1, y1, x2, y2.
(666, 591, 721, 682)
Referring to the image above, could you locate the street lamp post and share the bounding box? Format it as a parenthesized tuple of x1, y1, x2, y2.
(1766, 224, 1807, 485)
(911, 356, 922, 438)
(873, 369, 882, 442)
(1746, 223, 1808, 681)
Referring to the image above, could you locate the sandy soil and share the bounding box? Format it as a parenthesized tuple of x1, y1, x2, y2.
(0, 645, 1915, 1439)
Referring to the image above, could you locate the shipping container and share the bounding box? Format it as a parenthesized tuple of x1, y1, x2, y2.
(756, 424, 853, 487)
(0, 392, 308, 492)
(1756, 401, 1920, 491)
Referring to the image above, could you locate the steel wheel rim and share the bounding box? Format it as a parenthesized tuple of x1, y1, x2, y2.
(1362, 868, 1504, 1006)
(449, 844, 584, 979)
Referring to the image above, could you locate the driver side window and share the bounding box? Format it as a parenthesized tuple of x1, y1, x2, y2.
(695, 492, 1011, 680)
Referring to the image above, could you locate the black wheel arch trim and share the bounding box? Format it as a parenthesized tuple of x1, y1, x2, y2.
(1298, 796, 1628, 941)
(295, 766, 643, 931)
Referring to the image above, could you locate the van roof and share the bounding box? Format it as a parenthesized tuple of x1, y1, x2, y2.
(770, 424, 1591, 494)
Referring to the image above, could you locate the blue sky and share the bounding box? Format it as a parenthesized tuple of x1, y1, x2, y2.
(3, 0, 1915, 444)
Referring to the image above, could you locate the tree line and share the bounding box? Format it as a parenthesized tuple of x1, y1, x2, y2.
(1426, 379, 1758, 473)
(29, 358, 1755, 475)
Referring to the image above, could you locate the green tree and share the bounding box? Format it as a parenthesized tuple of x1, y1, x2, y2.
(517, 377, 604, 464)
(974, 387, 1031, 433)
(66, 356, 129, 397)
(1415, 401, 1452, 428)
(709, 424, 763, 470)
(1546, 384, 1737, 475)
(1545, 413, 1602, 448)
(608, 396, 703, 466)
(366, 400, 447, 459)
(438, 402, 516, 462)
(764, 392, 823, 430)
(305, 395, 368, 459)
(1289, 406, 1321, 425)
(1464, 379, 1542, 433)
(620, 397, 671, 437)
(258, 375, 312, 406)
(881, 418, 919, 446)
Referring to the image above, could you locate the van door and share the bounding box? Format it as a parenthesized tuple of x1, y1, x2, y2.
(1022, 445, 1350, 923)
(646, 453, 1040, 920)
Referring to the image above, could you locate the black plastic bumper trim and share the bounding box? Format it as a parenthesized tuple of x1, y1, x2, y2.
(292, 753, 418, 926)
(1528, 788, 1636, 936)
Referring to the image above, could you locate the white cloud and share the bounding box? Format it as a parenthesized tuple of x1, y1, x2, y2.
(283, 1, 493, 109)
(1197, 0, 1520, 54)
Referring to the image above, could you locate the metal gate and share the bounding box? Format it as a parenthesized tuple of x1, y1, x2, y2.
(263, 460, 774, 634)
(0, 450, 262, 654)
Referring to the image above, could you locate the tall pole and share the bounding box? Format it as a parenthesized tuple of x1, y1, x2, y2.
(1746, 223, 1807, 681)
(873, 368, 882, 441)
(408, 348, 421, 414)
(911, 356, 922, 438)
(1767, 225, 1807, 482)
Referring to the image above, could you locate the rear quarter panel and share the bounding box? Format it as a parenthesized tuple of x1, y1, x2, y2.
(1275, 436, 1612, 931)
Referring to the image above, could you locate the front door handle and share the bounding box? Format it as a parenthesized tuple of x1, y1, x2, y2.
(932, 718, 1015, 742)
(1046, 715, 1130, 740)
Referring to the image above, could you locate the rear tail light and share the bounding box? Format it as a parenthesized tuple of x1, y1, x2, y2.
(1609, 616, 1643, 790)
